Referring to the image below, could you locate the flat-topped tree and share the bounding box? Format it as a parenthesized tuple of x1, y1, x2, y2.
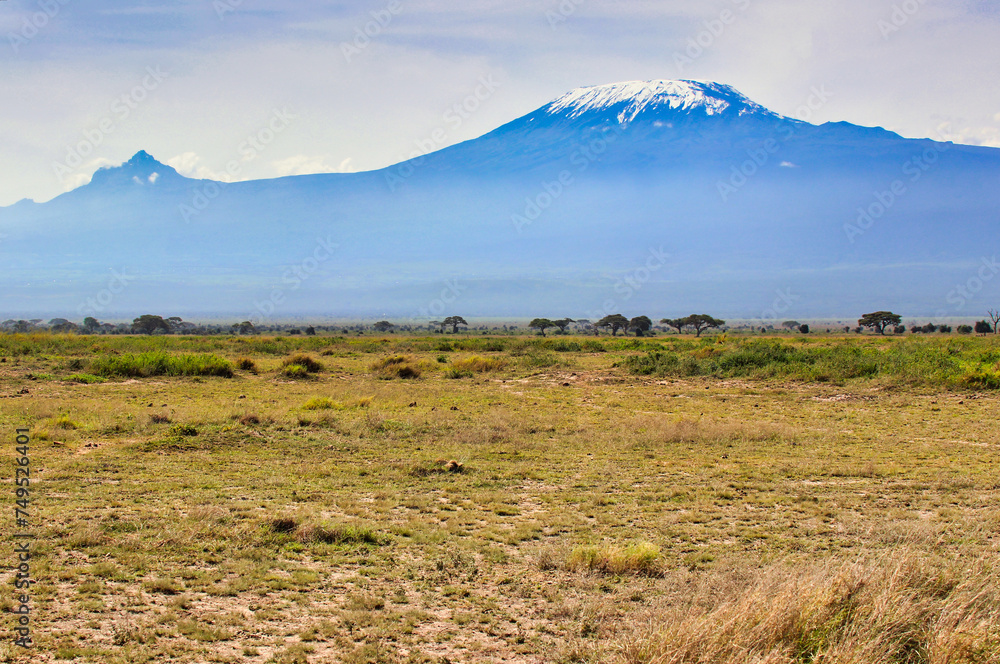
(443, 316, 468, 334)
(858, 311, 901, 335)
(629, 316, 652, 337)
(529, 318, 555, 336)
(597, 314, 629, 336)
(661, 318, 687, 334)
(553, 318, 575, 334)
(374, 321, 394, 333)
(686, 314, 725, 337)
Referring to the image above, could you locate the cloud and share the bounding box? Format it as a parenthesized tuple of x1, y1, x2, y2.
(272, 155, 354, 177)
(165, 153, 234, 181)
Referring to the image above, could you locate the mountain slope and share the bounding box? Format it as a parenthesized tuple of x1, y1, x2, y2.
(1, 80, 998, 321)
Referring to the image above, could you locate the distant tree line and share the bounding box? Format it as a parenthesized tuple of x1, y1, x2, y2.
(2, 309, 998, 337)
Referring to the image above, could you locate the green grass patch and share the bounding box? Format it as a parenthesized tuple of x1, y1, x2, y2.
(90, 352, 234, 378)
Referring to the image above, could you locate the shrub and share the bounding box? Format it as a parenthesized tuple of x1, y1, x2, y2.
(236, 357, 258, 372)
(281, 354, 323, 373)
(168, 424, 198, 437)
(282, 364, 309, 378)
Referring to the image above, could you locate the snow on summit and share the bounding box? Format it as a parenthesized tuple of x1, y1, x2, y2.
(545, 80, 779, 124)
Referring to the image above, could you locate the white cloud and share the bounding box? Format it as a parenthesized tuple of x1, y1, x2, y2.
(272, 155, 352, 177)
(165, 153, 235, 182)
(148, 172, 159, 184)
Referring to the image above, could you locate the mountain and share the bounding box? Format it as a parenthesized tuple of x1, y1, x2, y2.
(2, 79, 998, 322)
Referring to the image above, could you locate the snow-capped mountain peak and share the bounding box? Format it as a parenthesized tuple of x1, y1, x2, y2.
(543, 79, 779, 124)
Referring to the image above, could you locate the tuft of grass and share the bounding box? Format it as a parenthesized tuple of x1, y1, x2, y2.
(235, 356, 258, 373)
(451, 355, 508, 373)
(149, 413, 172, 424)
(281, 354, 323, 373)
(50, 414, 79, 430)
(371, 355, 423, 379)
(302, 396, 342, 410)
(565, 541, 662, 576)
(268, 516, 388, 546)
(65, 373, 106, 384)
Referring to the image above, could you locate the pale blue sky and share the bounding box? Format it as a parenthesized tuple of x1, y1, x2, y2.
(2, 0, 999, 206)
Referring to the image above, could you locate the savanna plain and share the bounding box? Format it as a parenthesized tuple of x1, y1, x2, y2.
(2, 332, 999, 663)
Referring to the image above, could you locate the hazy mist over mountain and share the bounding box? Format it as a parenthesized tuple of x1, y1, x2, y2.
(2, 80, 997, 323)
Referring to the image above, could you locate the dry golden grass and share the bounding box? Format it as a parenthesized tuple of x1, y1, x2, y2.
(619, 551, 1000, 664)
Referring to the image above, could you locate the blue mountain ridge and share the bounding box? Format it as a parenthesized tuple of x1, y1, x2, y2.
(2, 79, 998, 321)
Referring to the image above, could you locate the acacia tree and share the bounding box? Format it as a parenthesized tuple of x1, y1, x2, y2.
(443, 316, 468, 334)
(782, 321, 800, 331)
(552, 318, 575, 334)
(686, 314, 725, 337)
(374, 321, 394, 333)
(132, 315, 170, 335)
(629, 315, 652, 337)
(82, 317, 100, 333)
(661, 317, 687, 334)
(597, 314, 629, 336)
(988, 309, 1000, 334)
(858, 311, 902, 335)
(528, 318, 555, 336)
(975, 320, 993, 335)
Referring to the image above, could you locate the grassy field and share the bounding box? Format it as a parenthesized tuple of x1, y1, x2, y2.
(2, 332, 999, 663)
